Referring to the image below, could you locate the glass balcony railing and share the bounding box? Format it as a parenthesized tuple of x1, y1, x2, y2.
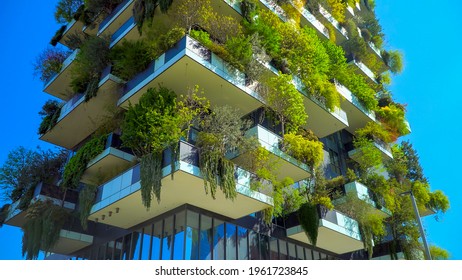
(110, 16, 136, 46)
(44, 49, 79, 86)
(98, 0, 133, 34)
(334, 80, 376, 120)
(318, 5, 348, 39)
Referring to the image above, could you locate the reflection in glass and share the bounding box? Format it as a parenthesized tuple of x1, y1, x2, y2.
(185, 210, 199, 260)
(162, 215, 174, 260)
(249, 231, 259, 260)
(199, 215, 212, 260)
(288, 242, 297, 260)
(225, 223, 237, 260)
(259, 234, 270, 260)
(174, 211, 186, 260)
(305, 248, 313, 260)
(213, 219, 225, 260)
(140, 225, 152, 260)
(152, 220, 162, 260)
(237, 226, 248, 260)
(269, 237, 279, 260)
(296, 245, 305, 260)
(279, 240, 288, 260)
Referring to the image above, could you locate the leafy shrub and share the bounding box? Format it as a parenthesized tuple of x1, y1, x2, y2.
(38, 100, 62, 135)
(110, 39, 153, 80)
(281, 133, 324, 168)
(33, 47, 70, 83)
(54, 0, 84, 24)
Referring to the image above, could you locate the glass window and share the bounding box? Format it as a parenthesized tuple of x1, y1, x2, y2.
(320, 252, 328, 260)
(161, 215, 174, 260)
(313, 251, 321, 260)
(185, 210, 199, 260)
(249, 231, 259, 260)
(199, 215, 213, 260)
(140, 225, 153, 260)
(287, 242, 297, 260)
(279, 240, 288, 260)
(213, 219, 225, 260)
(225, 223, 237, 260)
(237, 226, 248, 260)
(173, 211, 186, 260)
(329, 149, 341, 175)
(305, 248, 313, 260)
(152, 220, 162, 260)
(114, 237, 124, 260)
(259, 234, 270, 260)
(269, 237, 279, 260)
(296, 245, 305, 260)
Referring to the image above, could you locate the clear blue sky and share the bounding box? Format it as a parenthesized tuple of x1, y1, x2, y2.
(0, 0, 460, 259)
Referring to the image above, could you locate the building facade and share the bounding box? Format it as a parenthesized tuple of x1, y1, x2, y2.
(1, 0, 443, 260)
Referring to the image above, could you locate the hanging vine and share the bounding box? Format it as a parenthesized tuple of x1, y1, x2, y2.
(298, 202, 319, 246)
(62, 135, 107, 190)
(78, 184, 98, 229)
(22, 200, 69, 260)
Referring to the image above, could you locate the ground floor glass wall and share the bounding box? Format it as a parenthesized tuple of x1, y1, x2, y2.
(73, 207, 338, 260)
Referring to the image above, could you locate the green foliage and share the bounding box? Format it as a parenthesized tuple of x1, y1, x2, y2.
(0, 147, 66, 204)
(430, 245, 450, 260)
(352, 137, 383, 171)
(140, 152, 163, 209)
(240, 0, 258, 23)
(38, 100, 62, 135)
(158, 27, 186, 52)
(71, 35, 110, 101)
(225, 36, 253, 70)
(110, 39, 154, 81)
(190, 30, 213, 47)
(55, 0, 83, 24)
(376, 104, 410, 141)
(325, 0, 346, 23)
(22, 200, 69, 260)
(341, 72, 378, 111)
(34, 47, 70, 83)
(281, 133, 324, 168)
(298, 202, 319, 246)
(196, 105, 255, 200)
(121, 86, 208, 207)
(133, 0, 173, 34)
(428, 190, 449, 213)
(264, 74, 307, 134)
(173, 0, 213, 34)
(50, 25, 67, 46)
(382, 50, 403, 74)
(78, 184, 97, 229)
(62, 135, 107, 190)
(121, 86, 183, 157)
(356, 121, 391, 143)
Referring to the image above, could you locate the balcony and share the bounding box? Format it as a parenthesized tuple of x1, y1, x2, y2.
(98, 0, 135, 37)
(80, 133, 136, 186)
(335, 81, 376, 133)
(40, 68, 124, 149)
(333, 181, 392, 217)
(290, 1, 330, 39)
(118, 36, 264, 117)
(89, 141, 273, 229)
(110, 16, 138, 47)
(348, 138, 393, 162)
(49, 230, 94, 256)
(286, 207, 363, 254)
(43, 49, 79, 101)
(59, 19, 86, 49)
(318, 5, 349, 43)
(265, 71, 348, 138)
(348, 59, 377, 85)
(230, 125, 311, 182)
(4, 183, 78, 228)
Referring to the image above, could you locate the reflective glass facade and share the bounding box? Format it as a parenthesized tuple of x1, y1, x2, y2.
(72, 206, 338, 260)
